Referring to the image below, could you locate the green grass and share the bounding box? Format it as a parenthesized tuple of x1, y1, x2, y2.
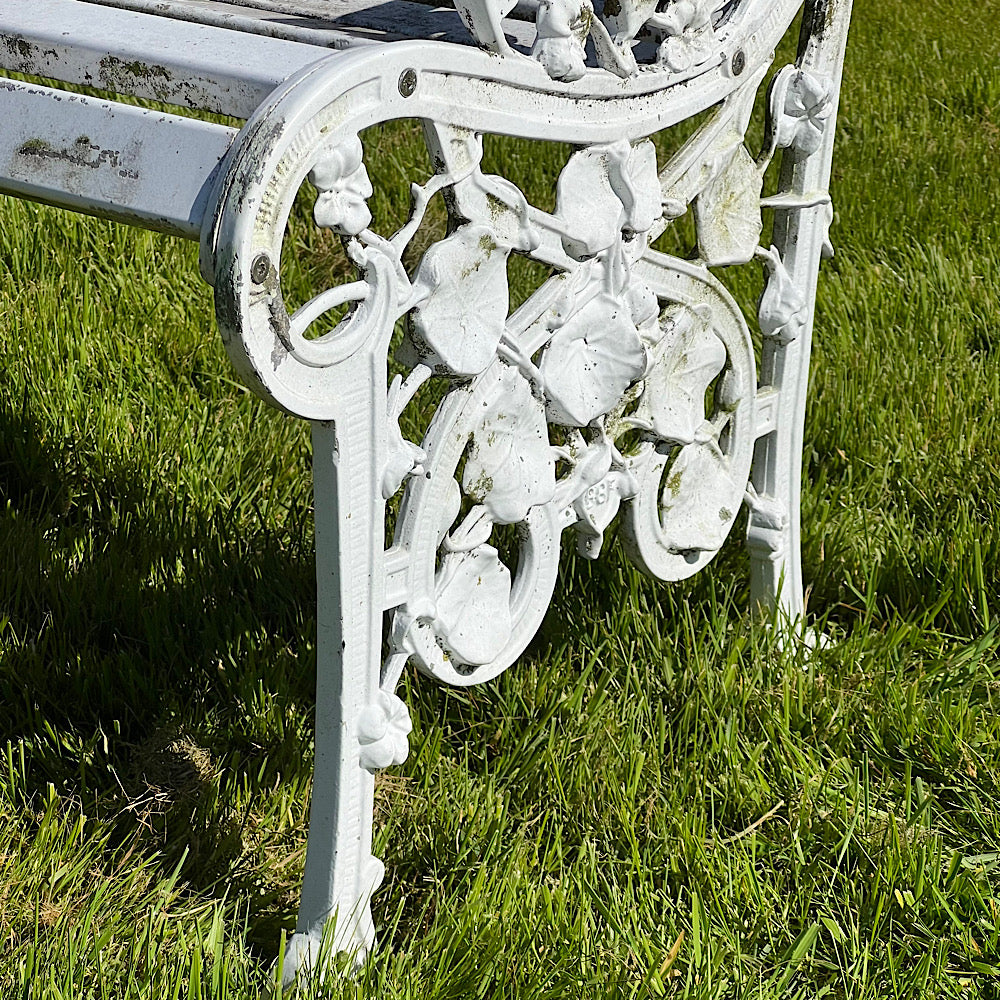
(2, 0, 1000, 995)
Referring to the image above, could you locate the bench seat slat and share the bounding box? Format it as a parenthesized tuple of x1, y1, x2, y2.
(0, 0, 342, 118)
(80, 0, 538, 53)
(0, 78, 236, 236)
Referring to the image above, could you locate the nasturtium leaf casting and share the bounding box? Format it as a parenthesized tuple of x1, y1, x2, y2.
(555, 141, 661, 260)
(659, 442, 740, 555)
(555, 148, 625, 259)
(540, 291, 647, 427)
(409, 224, 510, 376)
(694, 145, 763, 267)
(620, 141, 662, 237)
(434, 544, 513, 666)
(630, 303, 726, 445)
(462, 365, 556, 524)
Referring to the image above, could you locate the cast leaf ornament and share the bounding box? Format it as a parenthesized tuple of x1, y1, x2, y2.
(657, 441, 740, 553)
(555, 141, 660, 259)
(461, 366, 556, 524)
(624, 300, 746, 554)
(409, 224, 511, 376)
(433, 544, 514, 666)
(630, 303, 727, 445)
(694, 145, 763, 266)
(540, 290, 648, 426)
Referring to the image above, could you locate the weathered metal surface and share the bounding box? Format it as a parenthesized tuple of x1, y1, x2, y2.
(0, 0, 854, 985)
(1, 0, 336, 118)
(0, 78, 236, 235)
(82, 0, 539, 49)
(746, 0, 853, 617)
(193, 2, 854, 982)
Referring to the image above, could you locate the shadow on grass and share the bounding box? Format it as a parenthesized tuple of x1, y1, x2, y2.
(0, 395, 319, 952)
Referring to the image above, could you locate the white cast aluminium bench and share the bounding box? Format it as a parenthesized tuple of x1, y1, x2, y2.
(0, 0, 852, 984)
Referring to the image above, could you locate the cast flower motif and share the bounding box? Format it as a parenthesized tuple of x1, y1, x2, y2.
(653, 0, 718, 73)
(656, 0, 714, 35)
(309, 136, 374, 236)
(756, 245, 806, 342)
(357, 690, 413, 772)
(532, 0, 591, 81)
(770, 68, 834, 154)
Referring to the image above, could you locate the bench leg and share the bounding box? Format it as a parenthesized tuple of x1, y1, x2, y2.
(747, 0, 854, 624)
(748, 334, 810, 621)
(281, 414, 390, 985)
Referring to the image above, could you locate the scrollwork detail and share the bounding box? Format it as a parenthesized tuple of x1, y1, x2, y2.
(240, 53, 839, 691)
(204, 4, 852, 977)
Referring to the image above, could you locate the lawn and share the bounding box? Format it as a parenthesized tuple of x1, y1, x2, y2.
(1, 0, 999, 996)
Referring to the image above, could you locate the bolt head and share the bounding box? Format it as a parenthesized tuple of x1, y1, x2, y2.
(250, 253, 271, 284)
(731, 50, 746, 76)
(398, 68, 417, 98)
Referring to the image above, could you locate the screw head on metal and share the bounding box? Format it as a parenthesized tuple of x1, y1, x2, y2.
(731, 49, 746, 76)
(398, 68, 417, 98)
(250, 253, 271, 284)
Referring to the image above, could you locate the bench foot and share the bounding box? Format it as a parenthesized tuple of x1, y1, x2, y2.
(279, 925, 368, 990)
